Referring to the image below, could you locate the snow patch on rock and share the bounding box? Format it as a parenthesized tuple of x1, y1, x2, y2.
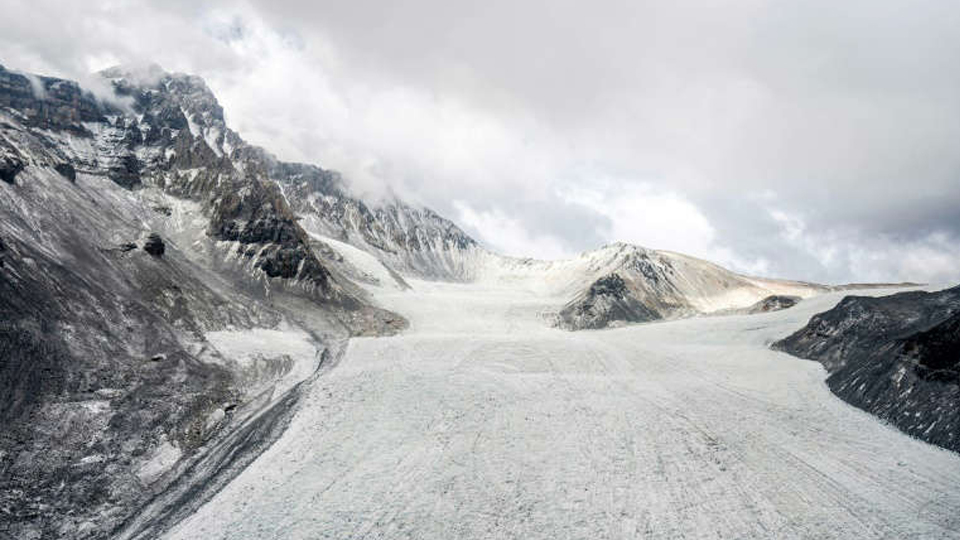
(137, 439, 182, 485)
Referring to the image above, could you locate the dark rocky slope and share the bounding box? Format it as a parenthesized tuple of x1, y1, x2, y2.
(557, 273, 662, 330)
(774, 285, 960, 453)
(0, 63, 404, 539)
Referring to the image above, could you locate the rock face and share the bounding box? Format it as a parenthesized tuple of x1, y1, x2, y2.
(0, 62, 406, 539)
(0, 63, 105, 132)
(903, 312, 960, 383)
(557, 273, 661, 330)
(774, 285, 960, 453)
(0, 152, 23, 184)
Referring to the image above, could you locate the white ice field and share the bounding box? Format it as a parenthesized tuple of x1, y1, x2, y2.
(167, 281, 960, 539)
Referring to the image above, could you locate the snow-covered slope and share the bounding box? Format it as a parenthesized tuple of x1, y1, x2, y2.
(279, 175, 483, 281)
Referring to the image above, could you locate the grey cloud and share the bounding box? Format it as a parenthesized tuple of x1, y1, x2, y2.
(2, 0, 958, 283)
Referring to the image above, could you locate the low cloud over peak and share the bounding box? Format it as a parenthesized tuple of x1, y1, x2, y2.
(3, 0, 958, 284)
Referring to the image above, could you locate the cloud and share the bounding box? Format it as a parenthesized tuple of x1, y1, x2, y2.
(20, 72, 47, 100)
(767, 207, 960, 285)
(453, 201, 570, 260)
(1, 0, 958, 284)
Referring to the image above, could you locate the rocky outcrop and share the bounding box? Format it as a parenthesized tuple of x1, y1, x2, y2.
(557, 273, 662, 330)
(774, 285, 960, 453)
(714, 294, 802, 316)
(0, 139, 24, 184)
(0, 63, 106, 132)
(208, 178, 332, 290)
(903, 312, 960, 383)
(747, 295, 800, 313)
(0, 151, 23, 184)
(143, 233, 165, 257)
(54, 161, 76, 182)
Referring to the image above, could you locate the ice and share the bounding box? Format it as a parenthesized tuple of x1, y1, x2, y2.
(166, 282, 960, 539)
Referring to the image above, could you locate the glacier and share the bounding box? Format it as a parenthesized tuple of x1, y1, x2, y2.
(163, 280, 960, 539)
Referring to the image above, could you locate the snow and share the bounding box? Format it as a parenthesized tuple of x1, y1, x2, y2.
(205, 325, 323, 398)
(182, 108, 201, 138)
(306, 231, 407, 291)
(166, 283, 960, 539)
(204, 127, 223, 157)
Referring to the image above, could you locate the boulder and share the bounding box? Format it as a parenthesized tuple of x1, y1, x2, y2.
(0, 153, 24, 184)
(143, 233, 165, 257)
(53, 162, 76, 182)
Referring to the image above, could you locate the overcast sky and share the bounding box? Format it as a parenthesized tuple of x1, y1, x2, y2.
(2, 0, 959, 284)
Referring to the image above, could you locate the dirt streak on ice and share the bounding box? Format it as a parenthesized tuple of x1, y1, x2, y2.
(166, 282, 960, 539)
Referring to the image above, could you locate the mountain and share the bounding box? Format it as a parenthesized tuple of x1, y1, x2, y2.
(519, 243, 827, 330)
(774, 285, 960, 453)
(279, 178, 481, 281)
(0, 62, 412, 539)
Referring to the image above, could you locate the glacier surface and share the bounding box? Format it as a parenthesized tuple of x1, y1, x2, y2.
(166, 283, 960, 539)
